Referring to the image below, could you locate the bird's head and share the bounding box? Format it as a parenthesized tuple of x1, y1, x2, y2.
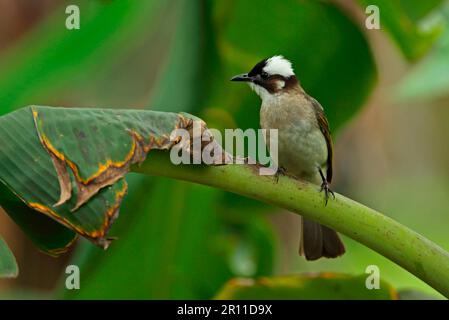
(231, 55, 299, 100)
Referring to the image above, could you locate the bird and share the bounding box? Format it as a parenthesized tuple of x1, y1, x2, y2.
(231, 55, 345, 260)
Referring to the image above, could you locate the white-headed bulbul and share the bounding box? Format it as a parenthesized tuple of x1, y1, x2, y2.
(231, 55, 345, 260)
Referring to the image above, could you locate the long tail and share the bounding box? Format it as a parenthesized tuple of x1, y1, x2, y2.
(299, 217, 345, 260)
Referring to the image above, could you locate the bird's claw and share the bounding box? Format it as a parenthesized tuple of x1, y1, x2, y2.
(274, 166, 287, 183)
(320, 180, 335, 206)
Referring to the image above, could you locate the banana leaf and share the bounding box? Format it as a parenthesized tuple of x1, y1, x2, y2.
(0, 106, 222, 254)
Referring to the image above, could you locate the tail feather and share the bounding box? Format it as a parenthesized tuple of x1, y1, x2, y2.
(299, 217, 345, 260)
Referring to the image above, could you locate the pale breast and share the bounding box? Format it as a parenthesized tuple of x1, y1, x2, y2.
(260, 94, 328, 180)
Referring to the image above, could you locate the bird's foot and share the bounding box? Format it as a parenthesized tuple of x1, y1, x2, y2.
(274, 166, 287, 183)
(320, 180, 335, 206)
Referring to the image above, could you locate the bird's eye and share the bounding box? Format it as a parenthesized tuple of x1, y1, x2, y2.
(261, 72, 269, 79)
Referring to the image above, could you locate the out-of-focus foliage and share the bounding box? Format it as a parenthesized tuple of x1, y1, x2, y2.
(215, 273, 397, 300)
(0, 0, 168, 113)
(358, 0, 445, 61)
(0, 236, 18, 278)
(396, 7, 449, 101)
(207, 0, 376, 132)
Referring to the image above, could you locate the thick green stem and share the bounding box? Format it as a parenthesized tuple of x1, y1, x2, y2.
(133, 152, 449, 298)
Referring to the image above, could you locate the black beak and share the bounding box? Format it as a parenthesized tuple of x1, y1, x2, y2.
(230, 73, 252, 82)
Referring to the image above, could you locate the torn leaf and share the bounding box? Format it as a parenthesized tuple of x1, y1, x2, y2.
(0, 106, 229, 253)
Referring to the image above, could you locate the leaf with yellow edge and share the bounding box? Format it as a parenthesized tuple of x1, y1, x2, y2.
(0, 106, 228, 253)
(215, 273, 398, 300)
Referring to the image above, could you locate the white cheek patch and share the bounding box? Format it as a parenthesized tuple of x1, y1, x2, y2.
(276, 80, 285, 90)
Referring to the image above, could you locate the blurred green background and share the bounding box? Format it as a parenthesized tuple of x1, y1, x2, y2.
(0, 0, 448, 299)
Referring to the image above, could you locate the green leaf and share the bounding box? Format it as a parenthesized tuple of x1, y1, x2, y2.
(0, 236, 18, 278)
(0, 182, 76, 256)
(357, 0, 444, 61)
(0, 106, 207, 250)
(215, 273, 398, 300)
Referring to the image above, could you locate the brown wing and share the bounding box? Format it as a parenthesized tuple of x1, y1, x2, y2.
(310, 97, 333, 183)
